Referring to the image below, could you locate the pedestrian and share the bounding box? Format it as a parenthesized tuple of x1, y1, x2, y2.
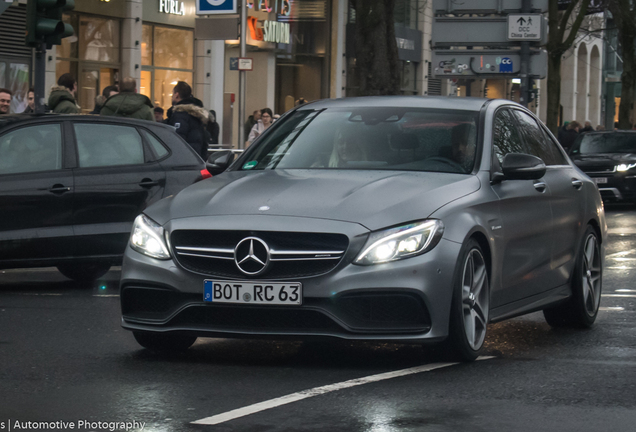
(48, 73, 80, 114)
(581, 120, 594, 133)
(165, 81, 209, 159)
(247, 108, 273, 145)
(100, 77, 154, 121)
(154, 106, 164, 122)
(295, 97, 307, 106)
(90, 85, 119, 114)
(0, 88, 11, 115)
(244, 110, 260, 139)
(206, 110, 220, 145)
(559, 121, 580, 153)
(22, 88, 35, 113)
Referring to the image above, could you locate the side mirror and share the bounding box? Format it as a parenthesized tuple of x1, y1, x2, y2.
(495, 153, 546, 182)
(206, 150, 235, 175)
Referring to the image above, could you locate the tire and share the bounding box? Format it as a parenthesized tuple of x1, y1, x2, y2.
(133, 331, 197, 353)
(57, 262, 111, 283)
(543, 225, 602, 328)
(447, 239, 490, 362)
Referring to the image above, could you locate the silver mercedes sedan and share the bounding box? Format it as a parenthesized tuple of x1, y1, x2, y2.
(120, 97, 606, 361)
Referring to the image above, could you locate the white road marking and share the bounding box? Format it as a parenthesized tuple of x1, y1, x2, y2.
(615, 289, 636, 293)
(93, 294, 119, 297)
(606, 249, 636, 258)
(602, 294, 636, 298)
(192, 356, 495, 426)
(600, 307, 625, 311)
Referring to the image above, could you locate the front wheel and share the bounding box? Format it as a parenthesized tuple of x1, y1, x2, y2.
(447, 239, 490, 362)
(543, 226, 602, 328)
(133, 331, 197, 353)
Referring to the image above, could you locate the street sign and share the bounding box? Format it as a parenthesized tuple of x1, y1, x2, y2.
(433, 0, 549, 14)
(196, 0, 237, 15)
(195, 16, 239, 40)
(508, 14, 542, 41)
(238, 58, 253, 71)
(432, 49, 548, 79)
(432, 17, 547, 47)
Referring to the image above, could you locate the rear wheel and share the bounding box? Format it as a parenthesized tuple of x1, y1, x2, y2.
(543, 225, 602, 328)
(447, 239, 490, 362)
(57, 262, 111, 283)
(133, 331, 197, 353)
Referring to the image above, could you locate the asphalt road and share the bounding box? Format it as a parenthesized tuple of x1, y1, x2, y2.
(0, 204, 635, 432)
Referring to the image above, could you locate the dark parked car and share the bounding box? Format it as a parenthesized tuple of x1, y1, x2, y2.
(0, 114, 209, 282)
(569, 131, 636, 203)
(121, 97, 605, 361)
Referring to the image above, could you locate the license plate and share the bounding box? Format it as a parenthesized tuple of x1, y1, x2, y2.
(594, 177, 608, 184)
(203, 280, 302, 305)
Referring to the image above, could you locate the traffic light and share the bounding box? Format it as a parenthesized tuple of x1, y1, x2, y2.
(26, 0, 75, 49)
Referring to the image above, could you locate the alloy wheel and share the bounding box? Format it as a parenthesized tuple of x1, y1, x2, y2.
(582, 234, 602, 317)
(461, 248, 489, 350)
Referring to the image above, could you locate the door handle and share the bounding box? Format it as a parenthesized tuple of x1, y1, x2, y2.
(49, 184, 71, 194)
(139, 178, 159, 188)
(533, 181, 547, 193)
(572, 179, 583, 190)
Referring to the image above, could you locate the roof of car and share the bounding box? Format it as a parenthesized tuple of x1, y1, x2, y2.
(300, 96, 498, 112)
(0, 113, 174, 130)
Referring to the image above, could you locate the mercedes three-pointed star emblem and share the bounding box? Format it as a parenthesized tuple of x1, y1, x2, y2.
(234, 237, 271, 275)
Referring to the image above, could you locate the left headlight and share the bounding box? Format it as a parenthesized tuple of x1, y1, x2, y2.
(617, 163, 636, 172)
(130, 214, 171, 260)
(355, 220, 444, 265)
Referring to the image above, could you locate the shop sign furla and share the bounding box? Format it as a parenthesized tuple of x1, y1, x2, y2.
(160, 0, 186, 16)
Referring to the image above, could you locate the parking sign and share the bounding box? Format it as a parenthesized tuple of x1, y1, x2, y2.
(197, 0, 237, 15)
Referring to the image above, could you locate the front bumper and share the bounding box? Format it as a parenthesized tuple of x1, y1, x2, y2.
(120, 216, 461, 342)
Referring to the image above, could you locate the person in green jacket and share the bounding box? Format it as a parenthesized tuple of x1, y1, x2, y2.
(100, 77, 154, 121)
(48, 73, 80, 114)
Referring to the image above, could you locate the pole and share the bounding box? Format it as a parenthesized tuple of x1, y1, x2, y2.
(34, 42, 47, 114)
(238, 1, 247, 149)
(519, 0, 531, 107)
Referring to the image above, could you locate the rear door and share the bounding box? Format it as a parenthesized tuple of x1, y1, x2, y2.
(0, 122, 74, 264)
(71, 121, 166, 258)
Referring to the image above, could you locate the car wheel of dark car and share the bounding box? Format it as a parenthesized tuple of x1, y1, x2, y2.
(447, 239, 490, 361)
(57, 262, 112, 283)
(133, 331, 197, 353)
(543, 226, 602, 328)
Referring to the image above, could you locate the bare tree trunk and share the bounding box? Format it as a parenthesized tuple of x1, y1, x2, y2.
(546, 53, 562, 135)
(351, 0, 400, 96)
(545, 0, 590, 135)
(610, 0, 636, 130)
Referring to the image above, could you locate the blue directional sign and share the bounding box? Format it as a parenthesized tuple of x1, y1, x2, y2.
(197, 0, 237, 15)
(499, 57, 513, 73)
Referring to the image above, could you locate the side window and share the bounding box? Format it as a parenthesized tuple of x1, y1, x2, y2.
(539, 126, 568, 165)
(492, 109, 526, 165)
(74, 124, 144, 168)
(0, 124, 63, 175)
(141, 130, 169, 159)
(513, 110, 560, 165)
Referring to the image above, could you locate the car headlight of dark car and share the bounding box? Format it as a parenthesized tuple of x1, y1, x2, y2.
(355, 220, 444, 265)
(616, 163, 636, 172)
(130, 214, 171, 260)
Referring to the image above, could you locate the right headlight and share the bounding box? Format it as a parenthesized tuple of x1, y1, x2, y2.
(355, 220, 444, 265)
(129, 214, 171, 260)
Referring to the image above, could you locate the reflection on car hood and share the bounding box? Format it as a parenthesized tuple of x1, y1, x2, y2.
(146, 170, 481, 231)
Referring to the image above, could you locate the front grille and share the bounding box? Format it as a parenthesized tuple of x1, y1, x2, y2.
(169, 305, 343, 332)
(580, 165, 616, 174)
(171, 230, 349, 279)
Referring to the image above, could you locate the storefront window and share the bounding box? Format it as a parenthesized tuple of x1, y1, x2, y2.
(154, 70, 193, 110)
(142, 25, 153, 66)
(0, 62, 29, 113)
(153, 27, 193, 70)
(59, 14, 79, 59)
(79, 16, 120, 63)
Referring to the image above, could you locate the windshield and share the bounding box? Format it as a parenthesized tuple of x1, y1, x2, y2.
(238, 108, 479, 174)
(571, 133, 636, 155)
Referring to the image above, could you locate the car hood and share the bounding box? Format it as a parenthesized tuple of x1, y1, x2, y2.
(571, 153, 636, 165)
(146, 170, 481, 231)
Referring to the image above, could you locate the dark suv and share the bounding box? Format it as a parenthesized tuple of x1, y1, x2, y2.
(0, 114, 210, 282)
(569, 131, 636, 203)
